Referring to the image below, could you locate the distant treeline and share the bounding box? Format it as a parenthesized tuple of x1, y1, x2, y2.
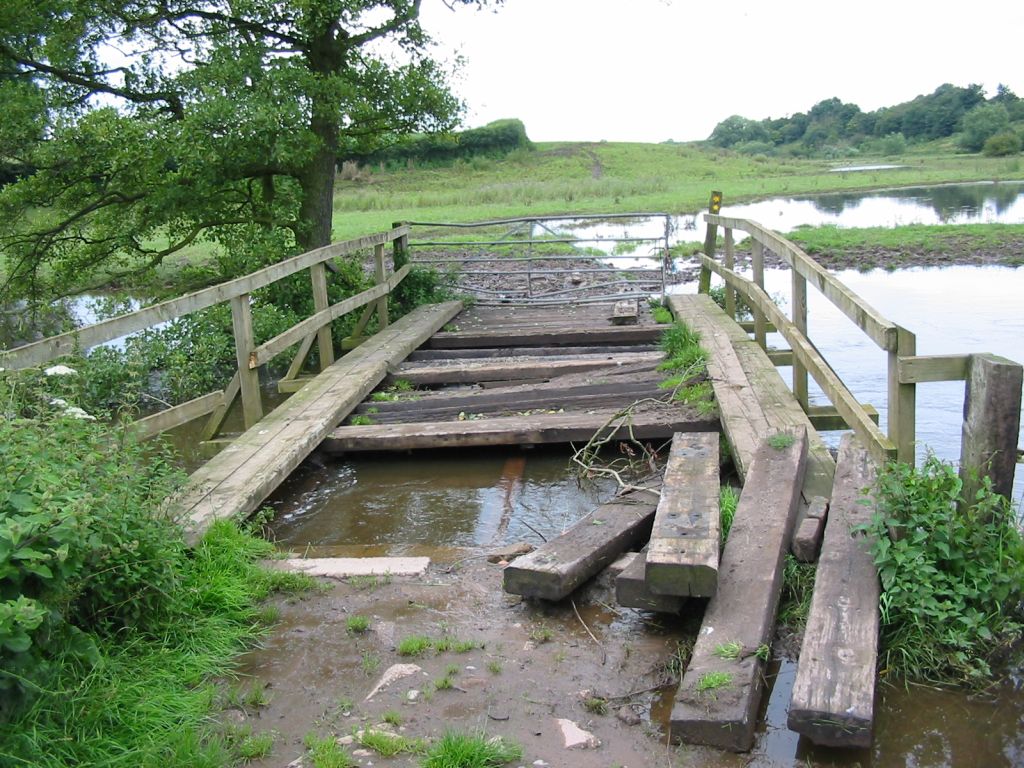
(708, 84, 1024, 157)
(341, 118, 533, 167)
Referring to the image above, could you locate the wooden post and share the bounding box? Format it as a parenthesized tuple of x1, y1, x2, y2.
(310, 262, 334, 370)
(791, 268, 808, 410)
(751, 239, 767, 350)
(888, 326, 917, 465)
(374, 243, 389, 329)
(391, 222, 409, 269)
(698, 191, 722, 294)
(231, 293, 263, 429)
(959, 353, 1023, 505)
(723, 228, 736, 319)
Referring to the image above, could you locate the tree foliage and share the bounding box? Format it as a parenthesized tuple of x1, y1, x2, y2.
(707, 82, 1020, 157)
(0, 0, 496, 301)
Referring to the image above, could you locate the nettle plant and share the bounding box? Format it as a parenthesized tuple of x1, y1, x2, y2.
(0, 371, 185, 712)
(858, 455, 1024, 685)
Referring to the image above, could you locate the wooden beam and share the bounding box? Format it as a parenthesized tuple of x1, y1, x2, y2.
(310, 262, 334, 369)
(700, 256, 896, 466)
(173, 301, 462, 545)
(806, 404, 879, 431)
(323, 407, 720, 454)
(616, 552, 686, 613)
(130, 391, 225, 440)
(645, 432, 721, 597)
(706, 214, 898, 352)
(250, 264, 410, 368)
(200, 371, 241, 441)
(503, 485, 661, 601)
(408, 343, 661, 361)
(789, 433, 880, 747)
(374, 243, 390, 329)
(0, 226, 410, 370)
(426, 326, 663, 349)
(766, 348, 793, 366)
(231, 294, 262, 429)
(897, 353, 970, 383)
(888, 326, 917, 464)
(670, 430, 808, 751)
(959, 353, 1023, 504)
(390, 351, 663, 386)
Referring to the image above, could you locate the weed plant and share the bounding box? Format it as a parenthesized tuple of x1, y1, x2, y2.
(858, 456, 1024, 686)
(719, 485, 740, 546)
(420, 731, 522, 768)
(777, 554, 816, 632)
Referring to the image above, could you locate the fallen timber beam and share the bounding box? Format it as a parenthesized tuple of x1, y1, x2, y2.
(503, 485, 661, 601)
(407, 343, 661, 361)
(669, 294, 835, 561)
(645, 432, 721, 597)
(788, 434, 880, 748)
(670, 429, 808, 752)
(426, 325, 663, 349)
(170, 301, 463, 545)
(616, 552, 686, 613)
(322, 406, 720, 454)
(390, 351, 663, 386)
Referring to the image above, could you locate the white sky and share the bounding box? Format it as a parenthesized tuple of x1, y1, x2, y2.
(421, 0, 1024, 143)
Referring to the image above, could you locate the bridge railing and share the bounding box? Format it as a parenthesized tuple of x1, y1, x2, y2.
(399, 213, 671, 305)
(0, 226, 412, 439)
(699, 213, 1021, 500)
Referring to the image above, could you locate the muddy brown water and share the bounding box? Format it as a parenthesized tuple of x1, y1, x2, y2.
(249, 449, 1023, 768)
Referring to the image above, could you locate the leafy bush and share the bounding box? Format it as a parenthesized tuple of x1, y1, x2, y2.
(858, 456, 1024, 685)
(982, 131, 1022, 157)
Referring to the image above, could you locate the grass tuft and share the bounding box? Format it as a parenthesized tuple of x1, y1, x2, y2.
(420, 731, 522, 768)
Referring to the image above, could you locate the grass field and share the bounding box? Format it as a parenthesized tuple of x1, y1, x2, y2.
(327, 141, 1024, 241)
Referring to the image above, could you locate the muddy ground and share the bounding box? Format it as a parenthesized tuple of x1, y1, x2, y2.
(235, 551, 818, 768)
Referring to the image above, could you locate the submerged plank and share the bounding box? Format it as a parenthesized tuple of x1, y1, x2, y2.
(503, 485, 661, 601)
(616, 552, 687, 613)
(323, 406, 719, 453)
(788, 434, 880, 748)
(645, 432, 721, 597)
(670, 429, 808, 752)
(171, 301, 463, 544)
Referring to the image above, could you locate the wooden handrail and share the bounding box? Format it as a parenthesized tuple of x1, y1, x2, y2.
(0, 226, 410, 369)
(705, 214, 898, 351)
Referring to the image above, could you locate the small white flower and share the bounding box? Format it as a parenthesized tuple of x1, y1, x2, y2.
(44, 364, 78, 376)
(50, 397, 69, 407)
(63, 406, 96, 421)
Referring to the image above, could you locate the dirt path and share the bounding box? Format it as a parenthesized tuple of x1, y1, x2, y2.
(235, 555, 774, 768)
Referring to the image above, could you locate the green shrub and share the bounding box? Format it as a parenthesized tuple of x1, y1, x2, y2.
(858, 456, 1024, 685)
(982, 131, 1022, 157)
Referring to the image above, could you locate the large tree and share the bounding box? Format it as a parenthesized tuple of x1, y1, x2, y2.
(0, 0, 492, 299)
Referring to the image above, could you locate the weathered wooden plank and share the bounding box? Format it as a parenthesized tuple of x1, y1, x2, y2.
(788, 434, 880, 748)
(897, 353, 970, 383)
(670, 430, 808, 752)
(611, 299, 639, 325)
(806, 404, 879, 431)
(959, 353, 1023, 504)
(426, 326, 663, 349)
(645, 432, 720, 597)
(616, 552, 687, 613)
(0, 226, 410, 369)
(323, 407, 720, 454)
(408, 344, 661, 361)
(668, 294, 769, 480)
(503, 486, 661, 600)
(231, 294, 262, 429)
(391, 351, 663, 385)
(130, 391, 225, 440)
(171, 301, 462, 544)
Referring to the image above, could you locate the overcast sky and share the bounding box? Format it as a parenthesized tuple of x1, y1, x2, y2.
(420, 0, 1024, 143)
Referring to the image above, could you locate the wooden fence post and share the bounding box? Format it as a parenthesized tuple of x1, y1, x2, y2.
(374, 243, 390, 329)
(751, 239, 767, 350)
(392, 222, 409, 268)
(698, 191, 722, 294)
(792, 268, 809, 410)
(723, 227, 736, 319)
(887, 326, 917, 465)
(310, 262, 334, 370)
(959, 353, 1022, 505)
(231, 293, 263, 429)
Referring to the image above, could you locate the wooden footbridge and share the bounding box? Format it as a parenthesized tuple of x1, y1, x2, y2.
(4, 207, 1021, 753)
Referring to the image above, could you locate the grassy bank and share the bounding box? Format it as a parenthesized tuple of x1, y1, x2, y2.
(328, 142, 1024, 241)
(787, 222, 1024, 254)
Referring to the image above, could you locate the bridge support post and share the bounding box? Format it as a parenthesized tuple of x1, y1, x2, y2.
(887, 327, 916, 465)
(310, 262, 335, 369)
(698, 191, 721, 294)
(231, 293, 263, 429)
(374, 243, 390, 329)
(959, 353, 1022, 508)
(751, 240, 767, 350)
(723, 228, 736, 319)
(792, 269, 809, 410)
